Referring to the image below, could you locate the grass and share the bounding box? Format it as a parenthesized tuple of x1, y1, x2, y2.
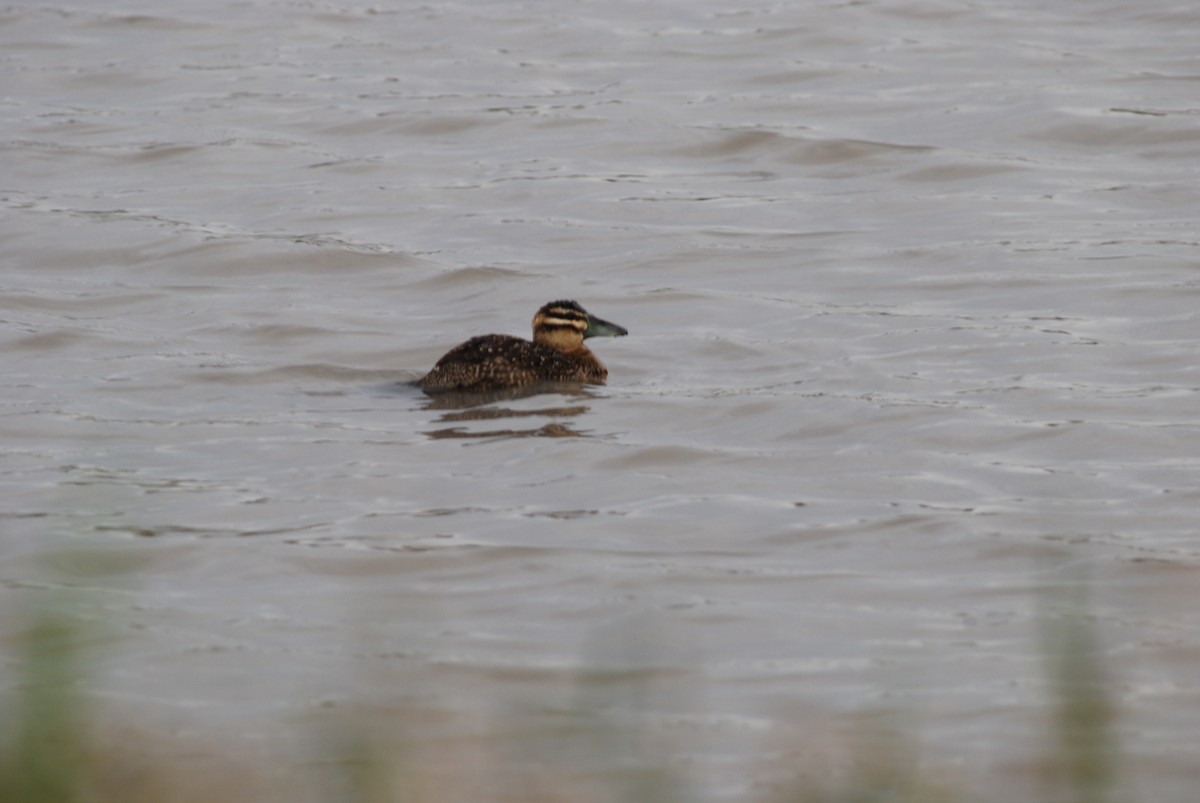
(0, 580, 1124, 803)
(1036, 574, 1119, 803)
(0, 604, 89, 803)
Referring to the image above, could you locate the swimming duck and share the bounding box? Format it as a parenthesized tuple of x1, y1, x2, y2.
(418, 300, 628, 393)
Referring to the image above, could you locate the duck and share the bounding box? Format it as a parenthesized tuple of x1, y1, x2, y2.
(418, 300, 628, 393)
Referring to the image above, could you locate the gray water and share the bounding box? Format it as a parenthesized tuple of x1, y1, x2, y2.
(4, 1, 1200, 799)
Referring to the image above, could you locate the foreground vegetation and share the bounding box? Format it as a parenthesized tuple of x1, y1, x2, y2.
(1, 583, 1122, 803)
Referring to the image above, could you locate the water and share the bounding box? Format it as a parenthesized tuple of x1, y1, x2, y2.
(4, 0, 1200, 798)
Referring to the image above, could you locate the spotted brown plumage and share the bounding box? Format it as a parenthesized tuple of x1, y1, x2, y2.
(418, 300, 628, 393)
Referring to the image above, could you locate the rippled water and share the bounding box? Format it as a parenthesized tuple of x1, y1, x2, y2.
(4, 1, 1200, 798)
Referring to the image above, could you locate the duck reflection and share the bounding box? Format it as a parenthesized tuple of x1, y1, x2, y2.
(417, 382, 595, 440)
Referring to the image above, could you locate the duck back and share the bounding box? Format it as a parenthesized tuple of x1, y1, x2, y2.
(418, 334, 607, 393)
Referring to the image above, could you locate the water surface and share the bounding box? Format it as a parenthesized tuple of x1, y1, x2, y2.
(3, 1, 1199, 799)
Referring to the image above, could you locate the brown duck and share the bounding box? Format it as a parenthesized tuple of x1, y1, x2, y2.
(418, 300, 628, 393)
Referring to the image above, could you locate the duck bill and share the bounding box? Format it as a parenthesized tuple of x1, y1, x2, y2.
(584, 315, 628, 339)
